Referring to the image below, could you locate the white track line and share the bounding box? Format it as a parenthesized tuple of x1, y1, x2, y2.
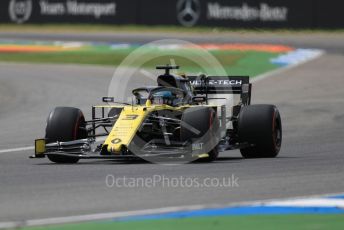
(265, 198, 344, 208)
(0, 191, 343, 229)
(0, 146, 34, 154)
(0, 205, 205, 229)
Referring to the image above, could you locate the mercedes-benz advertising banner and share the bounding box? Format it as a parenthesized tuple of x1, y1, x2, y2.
(1, 0, 343, 28)
(171, 0, 312, 28)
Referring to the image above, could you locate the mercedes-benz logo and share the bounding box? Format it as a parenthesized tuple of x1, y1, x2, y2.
(177, 0, 201, 27)
(8, 0, 32, 24)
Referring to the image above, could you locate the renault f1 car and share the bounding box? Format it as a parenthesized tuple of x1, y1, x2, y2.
(32, 65, 282, 163)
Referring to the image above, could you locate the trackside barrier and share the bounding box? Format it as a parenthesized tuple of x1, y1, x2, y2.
(1, 0, 343, 29)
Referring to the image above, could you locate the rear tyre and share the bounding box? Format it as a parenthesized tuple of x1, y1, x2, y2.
(45, 107, 87, 164)
(181, 107, 220, 162)
(238, 105, 282, 158)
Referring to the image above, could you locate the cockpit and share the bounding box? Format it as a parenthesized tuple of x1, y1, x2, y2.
(132, 87, 185, 106)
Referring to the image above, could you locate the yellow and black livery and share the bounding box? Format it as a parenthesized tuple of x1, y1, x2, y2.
(33, 65, 282, 163)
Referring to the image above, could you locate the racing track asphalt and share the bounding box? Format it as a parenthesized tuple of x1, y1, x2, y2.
(0, 32, 344, 222)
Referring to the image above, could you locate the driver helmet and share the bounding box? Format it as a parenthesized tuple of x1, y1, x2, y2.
(152, 91, 173, 105)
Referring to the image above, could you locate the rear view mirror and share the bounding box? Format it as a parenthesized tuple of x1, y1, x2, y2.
(102, 97, 115, 103)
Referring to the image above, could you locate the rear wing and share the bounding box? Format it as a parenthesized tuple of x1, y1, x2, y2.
(188, 76, 252, 105)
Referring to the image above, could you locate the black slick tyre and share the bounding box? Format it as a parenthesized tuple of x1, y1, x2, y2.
(181, 107, 220, 162)
(238, 104, 282, 158)
(45, 107, 87, 163)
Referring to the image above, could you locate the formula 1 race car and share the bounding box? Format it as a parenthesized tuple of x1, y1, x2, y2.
(32, 65, 282, 163)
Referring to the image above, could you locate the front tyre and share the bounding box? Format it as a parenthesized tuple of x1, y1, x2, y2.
(45, 107, 87, 163)
(238, 105, 282, 158)
(181, 107, 220, 162)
